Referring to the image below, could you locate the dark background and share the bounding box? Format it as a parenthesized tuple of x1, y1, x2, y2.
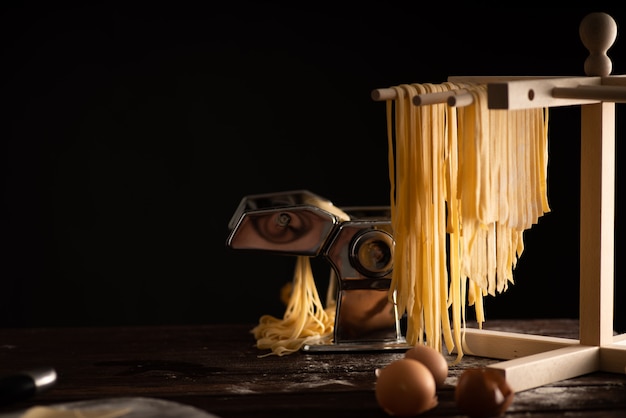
(1, 4, 625, 330)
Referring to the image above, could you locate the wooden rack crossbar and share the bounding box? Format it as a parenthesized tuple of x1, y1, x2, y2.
(372, 12, 626, 392)
(372, 76, 626, 109)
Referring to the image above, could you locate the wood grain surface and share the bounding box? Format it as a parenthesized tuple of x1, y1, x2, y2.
(0, 320, 624, 417)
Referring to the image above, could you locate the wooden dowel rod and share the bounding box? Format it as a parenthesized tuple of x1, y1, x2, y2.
(372, 87, 474, 106)
(447, 92, 474, 107)
(413, 89, 468, 106)
(371, 88, 397, 101)
(552, 85, 626, 102)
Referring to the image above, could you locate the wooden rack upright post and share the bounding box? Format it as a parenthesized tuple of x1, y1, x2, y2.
(372, 12, 626, 392)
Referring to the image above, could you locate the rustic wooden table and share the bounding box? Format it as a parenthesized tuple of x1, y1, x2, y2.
(0, 320, 625, 417)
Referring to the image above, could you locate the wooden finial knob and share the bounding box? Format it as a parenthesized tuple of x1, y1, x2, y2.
(579, 12, 617, 76)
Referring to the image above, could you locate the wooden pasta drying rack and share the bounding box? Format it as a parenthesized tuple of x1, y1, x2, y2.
(372, 12, 626, 392)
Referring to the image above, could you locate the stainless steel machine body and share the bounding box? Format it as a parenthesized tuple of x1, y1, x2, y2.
(226, 190, 409, 351)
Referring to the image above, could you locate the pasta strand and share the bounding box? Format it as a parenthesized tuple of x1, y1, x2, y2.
(386, 81, 550, 362)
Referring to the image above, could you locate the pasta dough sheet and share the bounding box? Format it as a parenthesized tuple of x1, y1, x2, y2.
(0, 397, 220, 418)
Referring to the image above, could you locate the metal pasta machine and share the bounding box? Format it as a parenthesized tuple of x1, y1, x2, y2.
(226, 190, 409, 351)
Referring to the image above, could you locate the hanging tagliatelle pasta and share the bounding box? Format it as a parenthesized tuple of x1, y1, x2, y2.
(386, 81, 550, 362)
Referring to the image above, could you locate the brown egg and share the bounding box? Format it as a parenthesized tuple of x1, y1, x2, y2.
(455, 368, 514, 418)
(404, 344, 449, 387)
(375, 358, 438, 417)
